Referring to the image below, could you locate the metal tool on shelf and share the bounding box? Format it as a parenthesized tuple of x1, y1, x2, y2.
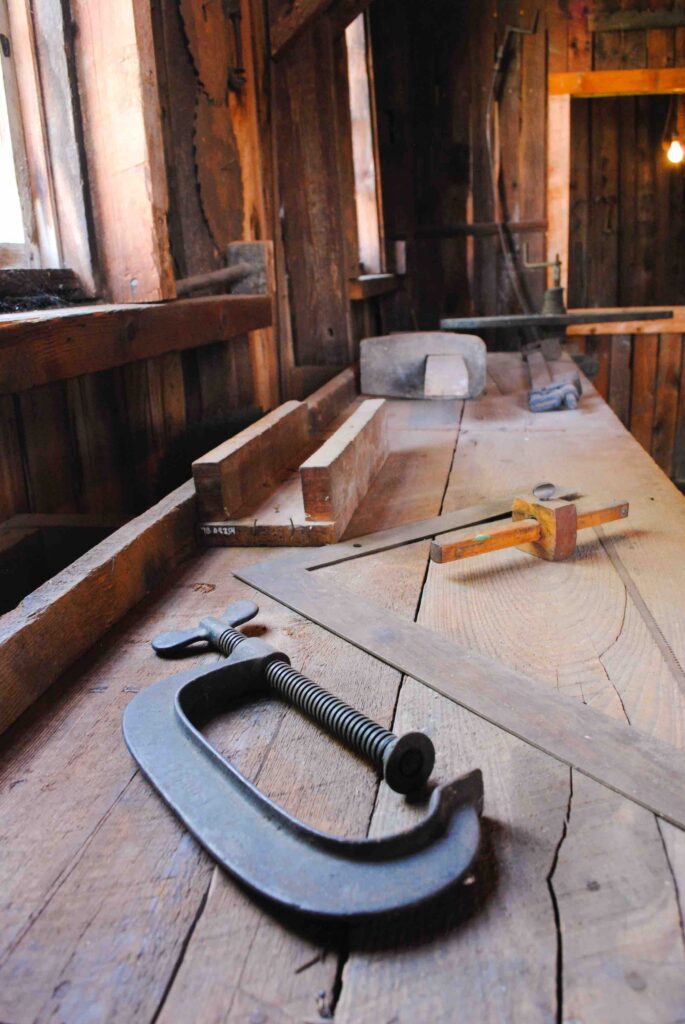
(122, 601, 484, 919)
(440, 262, 673, 413)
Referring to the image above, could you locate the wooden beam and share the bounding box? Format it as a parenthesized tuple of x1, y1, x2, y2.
(589, 10, 685, 33)
(300, 398, 388, 529)
(566, 307, 685, 336)
(0, 480, 196, 735)
(192, 401, 311, 521)
(304, 367, 357, 432)
(547, 94, 571, 293)
(270, 0, 333, 58)
(0, 295, 272, 395)
(549, 68, 685, 97)
(69, 0, 175, 302)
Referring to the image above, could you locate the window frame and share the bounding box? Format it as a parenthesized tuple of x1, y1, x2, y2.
(0, 0, 94, 292)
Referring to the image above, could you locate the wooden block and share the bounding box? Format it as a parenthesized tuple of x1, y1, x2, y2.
(192, 401, 311, 521)
(305, 366, 358, 432)
(512, 496, 578, 561)
(300, 398, 388, 530)
(424, 354, 470, 398)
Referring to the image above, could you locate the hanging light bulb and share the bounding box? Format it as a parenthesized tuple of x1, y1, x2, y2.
(663, 96, 684, 166)
(667, 137, 684, 165)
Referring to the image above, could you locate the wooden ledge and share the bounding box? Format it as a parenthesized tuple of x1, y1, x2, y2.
(349, 274, 398, 301)
(0, 294, 272, 395)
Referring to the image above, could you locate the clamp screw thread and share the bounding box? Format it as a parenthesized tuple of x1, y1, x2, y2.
(216, 625, 434, 794)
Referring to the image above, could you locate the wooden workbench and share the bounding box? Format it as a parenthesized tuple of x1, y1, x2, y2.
(2, 353, 685, 1022)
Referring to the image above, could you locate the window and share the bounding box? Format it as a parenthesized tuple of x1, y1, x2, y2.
(345, 13, 384, 275)
(0, 0, 93, 291)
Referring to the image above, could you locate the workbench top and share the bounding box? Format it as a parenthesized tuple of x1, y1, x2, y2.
(2, 353, 685, 1023)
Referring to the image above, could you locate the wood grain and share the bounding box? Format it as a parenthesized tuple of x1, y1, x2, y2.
(300, 398, 388, 527)
(0, 296, 272, 395)
(70, 0, 175, 301)
(549, 67, 685, 95)
(193, 401, 310, 521)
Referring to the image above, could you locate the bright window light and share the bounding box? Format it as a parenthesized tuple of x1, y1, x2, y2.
(0, 66, 25, 242)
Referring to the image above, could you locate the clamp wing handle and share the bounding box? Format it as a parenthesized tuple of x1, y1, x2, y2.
(151, 599, 259, 656)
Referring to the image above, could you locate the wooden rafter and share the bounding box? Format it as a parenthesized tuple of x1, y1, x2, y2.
(549, 67, 685, 97)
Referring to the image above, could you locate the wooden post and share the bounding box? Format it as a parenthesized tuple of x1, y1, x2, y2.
(70, 0, 175, 302)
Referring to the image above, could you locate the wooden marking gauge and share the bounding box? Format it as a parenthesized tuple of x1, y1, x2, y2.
(430, 494, 629, 565)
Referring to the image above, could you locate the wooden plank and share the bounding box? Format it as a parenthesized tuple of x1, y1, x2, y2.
(151, 0, 218, 278)
(0, 480, 196, 735)
(547, 94, 571, 293)
(192, 401, 311, 521)
(549, 67, 685, 96)
(0, 394, 28, 520)
(619, 0, 648, 69)
(567, 95, 590, 306)
(273, 18, 353, 368)
(591, 9, 685, 32)
(609, 334, 632, 425)
(69, 0, 175, 302)
(0, 295, 272, 395)
(17, 383, 79, 513)
(630, 335, 658, 450)
(300, 398, 388, 527)
(588, 98, 620, 307)
(567, 306, 685, 335)
(568, 0, 592, 71)
(305, 366, 358, 432)
(652, 333, 682, 475)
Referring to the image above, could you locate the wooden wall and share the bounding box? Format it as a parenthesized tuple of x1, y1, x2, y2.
(569, 95, 685, 308)
(370, 0, 685, 483)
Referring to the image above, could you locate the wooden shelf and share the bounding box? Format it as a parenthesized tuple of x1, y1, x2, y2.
(348, 274, 398, 301)
(0, 294, 272, 394)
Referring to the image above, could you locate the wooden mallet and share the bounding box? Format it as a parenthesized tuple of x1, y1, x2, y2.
(430, 494, 629, 565)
